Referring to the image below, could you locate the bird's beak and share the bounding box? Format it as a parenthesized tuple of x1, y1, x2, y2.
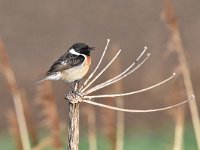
(89, 47, 95, 50)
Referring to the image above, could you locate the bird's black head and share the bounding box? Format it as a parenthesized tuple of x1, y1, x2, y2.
(70, 43, 95, 56)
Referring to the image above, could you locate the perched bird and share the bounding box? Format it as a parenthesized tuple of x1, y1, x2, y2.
(38, 43, 94, 84)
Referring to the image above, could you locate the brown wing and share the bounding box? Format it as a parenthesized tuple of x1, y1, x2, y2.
(46, 53, 85, 75)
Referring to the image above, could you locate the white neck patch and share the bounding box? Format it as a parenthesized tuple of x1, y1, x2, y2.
(69, 48, 80, 55)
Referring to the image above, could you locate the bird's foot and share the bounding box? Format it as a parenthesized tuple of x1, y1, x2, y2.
(65, 91, 83, 103)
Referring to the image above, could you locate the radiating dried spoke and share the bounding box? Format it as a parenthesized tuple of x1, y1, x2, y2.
(77, 43, 188, 115)
(81, 49, 121, 92)
(83, 95, 194, 113)
(79, 39, 110, 91)
(84, 47, 149, 94)
(84, 73, 176, 99)
(84, 53, 150, 95)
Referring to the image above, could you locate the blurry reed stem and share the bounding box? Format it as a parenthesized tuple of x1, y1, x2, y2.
(163, 0, 200, 148)
(32, 137, 52, 150)
(116, 98, 124, 150)
(35, 81, 62, 149)
(100, 99, 115, 150)
(167, 80, 185, 150)
(7, 111, 23, 150)
(20, 90, 38, 146)
(0, 40, 31, 150)
(87, 106, 97, 150)
(173, 108, 185, 150)
(108, 45, 124, 150)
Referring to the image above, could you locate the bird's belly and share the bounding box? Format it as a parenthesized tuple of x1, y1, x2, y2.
(61, 63, 90, 82)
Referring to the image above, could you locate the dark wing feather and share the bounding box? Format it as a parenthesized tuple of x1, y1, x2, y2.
(46, 53, 85, 75)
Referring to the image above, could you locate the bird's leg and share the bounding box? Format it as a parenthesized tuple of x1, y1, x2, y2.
(66, 81, 82, 102)
(69, 80, 79, 92)
(74, 80, 80, 89)
(72, 80, 83, 98)
(69, 84, 75, 92)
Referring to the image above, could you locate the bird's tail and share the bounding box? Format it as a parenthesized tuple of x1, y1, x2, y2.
(35, 76, 48, 85)
(35, 72, 61, 85)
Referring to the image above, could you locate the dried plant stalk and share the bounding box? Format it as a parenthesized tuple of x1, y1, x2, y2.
(65, 39, 191, 149)
(100, 99, 116, 150)
(0, 39, 31, 150)
(173, 107, 185, 150)
(82, 105, 97, 150)
(6, 111, 23, 150)
(110, 45, 124, 150)
(80, 39, 110, 91)
(83, 96, 192, 113)
(68, 103, 79, 150)
(83, 50, 149, 95)
(166, 80, 185, 150)
(80, 39, 191, 113)
(35, 81, 62, 149)
(162, 0, 200, 148)
(102, 45, 125, 150)
(85, 73, 175, 99)
(32, 137, 53, 150)
(82, 49, 121, 92)
(20, 90, 38, 146)
(87, 107, 97, 150)
(66, 83, 80, 150)
(115, 96, 124, 150)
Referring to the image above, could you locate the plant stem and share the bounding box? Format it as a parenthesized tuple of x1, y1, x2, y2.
(173, 107, 185, 150)
(68, 102, 79, 150)
(0, 40, 31, 150)
(163, 0, 200, 148)
(87, 106, 97, 150)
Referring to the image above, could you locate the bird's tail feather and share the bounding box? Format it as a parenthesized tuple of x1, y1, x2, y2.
(35, 72, 61, 85)
(35, 76, 47, 85)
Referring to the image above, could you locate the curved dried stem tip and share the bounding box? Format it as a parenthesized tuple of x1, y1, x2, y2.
(84, 52, 150, 95)
(83, 95, 194, 113)
(81, 49, 121, 92)
(84, 73, 176, 99)
(79, 39, 110, 91)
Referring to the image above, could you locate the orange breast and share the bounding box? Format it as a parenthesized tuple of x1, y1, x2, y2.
(86, 56, 91, 65)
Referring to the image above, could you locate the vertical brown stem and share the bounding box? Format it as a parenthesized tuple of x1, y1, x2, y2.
(6, 111, 23, 150)
(35, 81, 62, 149)
(116, 97, 124, 150)
(113, 46, 124, 150)
(162, 0, 200, 148)
(173, 107, 185, 150)
(0, 40, 31, 150)
(167, 81, 185, 150)
(68, 102, 80, 150)
(108, 45, 124, 150)
(20, 90, 38, 146)
(87, 106, 97, 150)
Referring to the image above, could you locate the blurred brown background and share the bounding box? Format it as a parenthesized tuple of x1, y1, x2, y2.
(0, 0, 199, 132)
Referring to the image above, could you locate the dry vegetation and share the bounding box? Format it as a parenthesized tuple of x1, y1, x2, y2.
(162, 0, 200, 149)
(0, 0, 199, 150)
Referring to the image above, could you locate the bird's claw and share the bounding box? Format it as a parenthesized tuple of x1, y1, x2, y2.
(65, 90, 83, 103)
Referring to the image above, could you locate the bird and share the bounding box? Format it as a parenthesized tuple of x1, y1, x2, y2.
(38, 43, 95, 85)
